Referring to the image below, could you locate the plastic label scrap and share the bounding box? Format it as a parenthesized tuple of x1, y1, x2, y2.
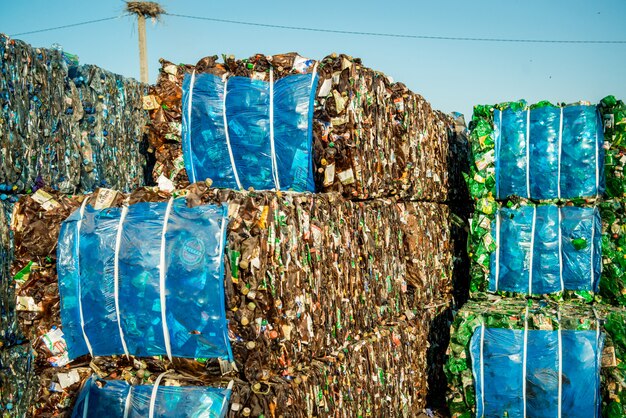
(40, 326, 70, 367)
(470, 327, 603, 418)
(57, 199, 232, 361)
(71, 376, 231, 418)
(182, 71, 318, 192)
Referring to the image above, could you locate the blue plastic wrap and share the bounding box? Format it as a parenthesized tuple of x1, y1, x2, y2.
(71, 376, 231, 418)
(494, 104, 604, 200)
(489, 205, 601, 294)
(58, 199, 232, 361)
(470, 326, 603, 417)
(182, 71, 317, 192)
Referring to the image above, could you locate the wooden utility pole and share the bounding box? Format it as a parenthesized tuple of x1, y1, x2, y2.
(137, 13, 149, 83)
(126, 1, 165, 84)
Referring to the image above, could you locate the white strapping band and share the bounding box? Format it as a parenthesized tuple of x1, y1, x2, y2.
(123, 386, 134, 418)
(595, 111, 600, 199)
(494, 211, 501, 291)
(497, 110, 503, 199)
(268, 68, 281, 191)
(82, 376, 94, 418)
(557, 310, 563, 418)
(222, 78, 243, 190)
(590, 210, 596, 290)
(159, 197, 174, 361)
(469, 323, 485, 417)
(522, 305, 529, 418)
(558, 207, 564, 292)
(557, 107, 563, 200)
(186, 70, 197, 183)
(310, 62, 319, 89)
(221, 381, 235, 413)
(526, 108, 531, 199)
(148, 370, 172, 418)
(528, 206, 537, 295)
(114, 206, 130, 357)
(593, 308, 601, 411)
(76, 198, 94, 357)
(480, 324, 486, 416)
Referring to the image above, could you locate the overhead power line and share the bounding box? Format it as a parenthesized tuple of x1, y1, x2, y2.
(166, 12, 626, 44)
(8, 11, 626, 44)
(9, 15, 127, 37)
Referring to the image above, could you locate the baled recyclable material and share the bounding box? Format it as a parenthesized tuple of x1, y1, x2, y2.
(466, 100, 604, 202)
(0, 34, 148, 194)
(445, 298, 626, 418)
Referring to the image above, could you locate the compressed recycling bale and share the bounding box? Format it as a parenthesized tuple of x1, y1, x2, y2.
(12, 186, 456, 361)
(599, 96, 626, 199)
(466, 100, 605, 202)
(1, 199, 22, 347)
(28, 318, 436, 418)
(181, 59, 318, 192)
(57, 199, 232, 362)
(468, 196, 626, 305)
(468, 197, 602, 301)
(313, 54, 467, 202)
(0, 343, 38, 417)
(445, 298, 626, 418)
(145, 53, 469, 202)
(10, 186, 458, 415)
(0, 34, 148, 194)
(70, 375, 231, 418)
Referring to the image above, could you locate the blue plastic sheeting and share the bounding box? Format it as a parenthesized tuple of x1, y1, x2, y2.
(57, 199, 232, 361)
(182, 71, 318, 192)
(71, 377, 231, 418)
(470, 327, 603, 418)
(489, 205, 601, 294)
(494, 104, 604, 200)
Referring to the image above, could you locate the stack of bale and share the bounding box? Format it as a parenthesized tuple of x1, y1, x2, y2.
(447, 97, 626, 417)
(0, 34, 149, 417)
(2, 51, 471, 417)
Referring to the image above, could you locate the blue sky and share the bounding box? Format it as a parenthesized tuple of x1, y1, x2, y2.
(1, 0, 625, 118)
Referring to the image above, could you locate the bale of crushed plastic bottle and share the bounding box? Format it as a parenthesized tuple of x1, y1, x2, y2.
(466, 100, 604, 202)
(145, 53, 468, 202)
(445, 298, 626, 418)
(0, 34, 148, 194)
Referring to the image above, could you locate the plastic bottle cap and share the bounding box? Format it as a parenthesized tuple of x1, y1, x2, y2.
(231, 403, 241, 412)
(243, 407, 251, 416)
(247, 302, 256, 311)
(246, 341, 256, 350)
(241, 317, 249, 326)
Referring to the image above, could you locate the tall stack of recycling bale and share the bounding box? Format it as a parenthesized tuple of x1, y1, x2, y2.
(0, 34, 149, 416)
(446, 97, 626, 417)
(135, 52, 470, 416)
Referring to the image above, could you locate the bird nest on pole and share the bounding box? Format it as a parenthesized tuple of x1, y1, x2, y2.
(125, 1, 166, 19)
